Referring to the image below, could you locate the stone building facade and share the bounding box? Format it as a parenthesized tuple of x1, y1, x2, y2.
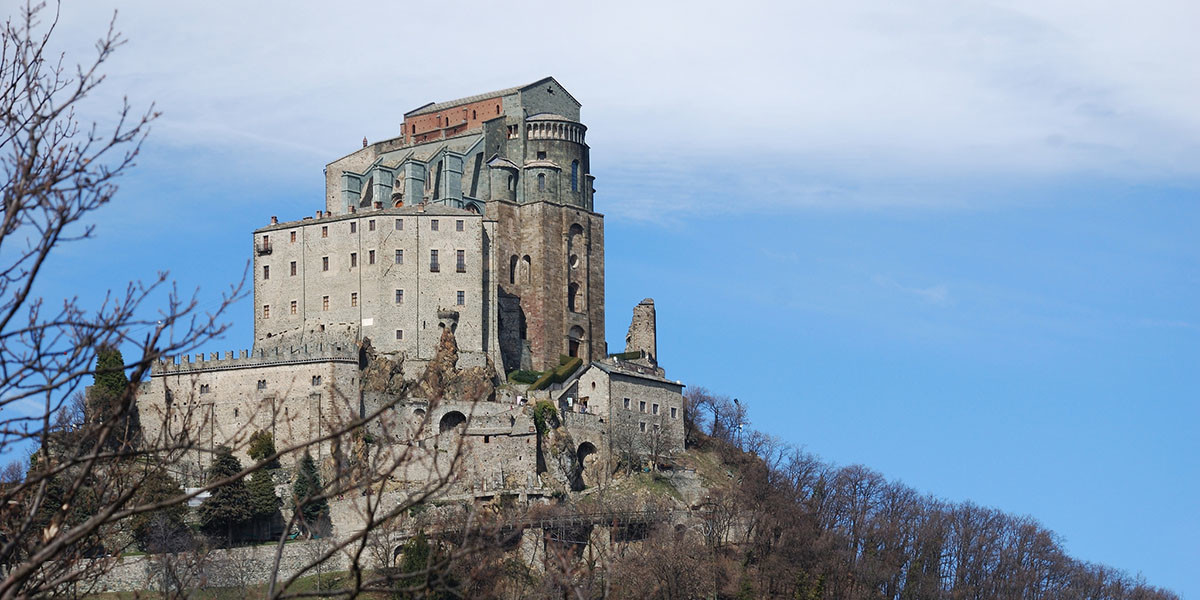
(324, 77, 604, 372)
(252, 204, 500, 369)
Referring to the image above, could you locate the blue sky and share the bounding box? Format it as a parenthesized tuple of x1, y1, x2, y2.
(25, 0, 1200, 595)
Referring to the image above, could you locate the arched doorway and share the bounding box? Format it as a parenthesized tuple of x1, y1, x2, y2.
(439, 411, 466, 433)
(575, 442, 598, 490)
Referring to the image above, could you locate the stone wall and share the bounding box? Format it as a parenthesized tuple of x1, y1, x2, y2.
(137, 352, 360, 482)
(252, 205, 498, 366)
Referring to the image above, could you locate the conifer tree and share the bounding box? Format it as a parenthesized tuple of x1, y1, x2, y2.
(292, 452, 328, 536)
(248, 468, 280, 539)
(248, 429, 281, 469)
(129, 468, 189, 552)
(87, 346, 141, 449)
(198, 446, 251, 546)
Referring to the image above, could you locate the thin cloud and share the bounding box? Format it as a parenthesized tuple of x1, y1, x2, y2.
(873, 275, 952, 306)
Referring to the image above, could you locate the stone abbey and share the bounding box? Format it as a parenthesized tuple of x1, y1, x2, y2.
(136, 78, 684, 500)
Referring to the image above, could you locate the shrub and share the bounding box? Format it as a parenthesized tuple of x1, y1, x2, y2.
(532, 400, 559, 435)
(508, 369, 541, 384)
(528, 356, 583, 391)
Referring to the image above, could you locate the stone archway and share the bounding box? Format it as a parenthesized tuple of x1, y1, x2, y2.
(575, 441, 598, 490)
(439, 411, 466, 433)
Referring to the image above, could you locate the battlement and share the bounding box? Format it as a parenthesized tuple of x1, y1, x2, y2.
(151, 343, 359, 376)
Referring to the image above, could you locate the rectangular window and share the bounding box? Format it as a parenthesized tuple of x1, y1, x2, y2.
(262, 304, 270, 319)
(639, 422, 646, 433)
(395, 249, 404, 264)
(623, 398, 630, 409)
(200, 384, 210, 394)
(257, 379, 267, 390)
(431, 219, 439, 231)
(639, 400, 646, 413)
(671, 407, 678, 419)
(395, 218, 403, 231)
(456, 291, 465, 305)
(262, 265, 270, 280)
(652, 403, 659, 415)
(290, 300, 297, 315)
(262, 234, 269, 246)
(290, 261, 297, 276)
(430, 249, 439, 272)
(322, 296, 329, 311)
(321, 226, 328, 238)
(368, 219, 376, 231)
(350, 292, 358, 307)
(290, 231, 297, 243)
(395, 329, 403, 340)
(455, 219, 464, 232)
(350, 222, 357, 234)
(350, 252, 357, 268)
(311, 375, 322, 386)
(456, 249, 466, 272)
(395, 289, 404, 304)
(322, 256, 329, 271)
(368, 250, 375, 265)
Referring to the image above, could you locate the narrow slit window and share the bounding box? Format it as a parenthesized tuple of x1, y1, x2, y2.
(290, 300, 297, 315)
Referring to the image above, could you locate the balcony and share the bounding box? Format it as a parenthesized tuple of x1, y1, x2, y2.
(255, 242, 272, 256)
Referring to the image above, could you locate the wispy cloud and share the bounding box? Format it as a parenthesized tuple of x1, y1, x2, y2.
(873, 275, 952, 306)
(45, 0, 1200, 218)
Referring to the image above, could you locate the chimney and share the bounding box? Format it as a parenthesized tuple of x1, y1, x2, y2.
(316, 210, 322, 219)
(373, 201, 382, 210)
(417, 203, 425, 213)
(348, 206, 356, 213)
(270, 216, 278, 225)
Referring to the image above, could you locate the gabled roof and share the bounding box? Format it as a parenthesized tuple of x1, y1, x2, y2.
(404, 77, 578, 118)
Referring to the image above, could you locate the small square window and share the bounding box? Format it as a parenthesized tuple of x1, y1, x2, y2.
(321, 226, 328, 238)
(290, 300, 297, 315)
(395, 329, 404, 340)
(262, 265, 270, 280)
(395, 289, 404, 304)
(456, 219, 464, 232)
(262, 304, 270, 319)
(368, 250, 375, 265)
(456, 291, 465, 305)
(431, 219, 439, 231)
(311, 375, 322, 386)
(350, 222, 357, 234)
(322, 256, 329, 271)
(200, 384, 210, 394)
(290, 261, 297, 276)
(350, 292, 358, 307)
(350, 252, 357, 268)
(322, 296, 329, 311)
(368, 219, 376, 231)
(623, 398, 630, 409)
(537, 151, 546, 159)
(395, 218, 403, 231)
(395, 249, 404, 264)
(257, 379, 267, 390)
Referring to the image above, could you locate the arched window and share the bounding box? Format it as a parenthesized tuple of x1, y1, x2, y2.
(509, 255, 518, 285)
(537, 173, 545, 192)
(570, 161, 579, 192)
(521, 255, 531, 285)
(568, 282, 580, 312)
(472, 109, 477, 119)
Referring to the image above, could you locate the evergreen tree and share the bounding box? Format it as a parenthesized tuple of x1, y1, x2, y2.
(86, 346, 141, 450)
(129, 468, 189, 552)
(247, 429, 281, 469)
(198, 446, 251, 546)
(248, 468, 280, 539)
(292, 452, 328, 536)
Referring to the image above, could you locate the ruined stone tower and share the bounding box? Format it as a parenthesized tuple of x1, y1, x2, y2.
(625, 298, 657, 368)
(323, 77, 604, 373)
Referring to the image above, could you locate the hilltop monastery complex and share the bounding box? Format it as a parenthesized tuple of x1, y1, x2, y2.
(136, 78, 686, 498)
